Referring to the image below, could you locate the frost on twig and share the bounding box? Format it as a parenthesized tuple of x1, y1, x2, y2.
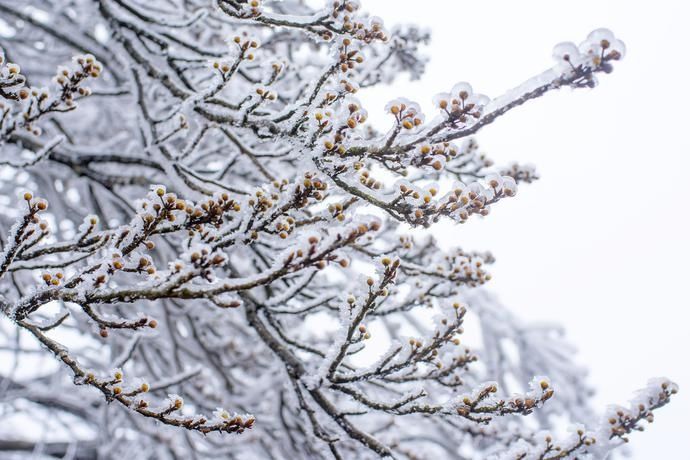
(0, 1, 675, 459)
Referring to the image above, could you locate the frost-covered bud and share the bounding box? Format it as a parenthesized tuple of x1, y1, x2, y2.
(451, 82, 473, 101)
(385, 98, 424, 131)
(433, 82, 489, 122)
(579, 28, 626, 69)
(502, 176, 517, 196)
(213, 408, 232, 421)
(552, 41, 580, 67)
(485, 173, 503, 189)
(433, 92, 451, 110)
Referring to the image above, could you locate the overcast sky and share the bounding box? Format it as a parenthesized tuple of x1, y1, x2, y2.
(361, 1, 690, 458)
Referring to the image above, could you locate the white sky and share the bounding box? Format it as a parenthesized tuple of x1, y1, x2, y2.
(361, 1, 690, 458)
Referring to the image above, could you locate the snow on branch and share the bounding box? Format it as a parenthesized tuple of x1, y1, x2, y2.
(0, 1, 675, 458)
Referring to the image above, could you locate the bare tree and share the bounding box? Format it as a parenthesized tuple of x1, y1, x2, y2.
(0, 1, 676, 459)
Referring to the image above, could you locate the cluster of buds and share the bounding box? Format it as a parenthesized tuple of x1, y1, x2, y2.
(454, 379, 553, 422)
(398, 181, 438, 204)
(386, 98, 424, 131)
(445, 179, 515, 222)
(369, 254, 399, 295)
(236, 0, 262, 18)
(415, 303, 477, 379)
(213, 409, 256, 431)
(359, 170, 382, 190)
(211, 60, 236, 78)
(136, 187, 239, 241)
(338, 38, 365, 73)
(498, 161, 538, 184)
(417, 309, 461, 350)
(11, 55, 100, 136)
(400, 338, 443, 372)
(408, 337, 424, 350)
(433, 82, 489, 125)
(397, 182, 442, 224)
(581, 29, 626, 69)
(553, 28, 625, 75)
(137, 255, 155, 275)
(87, 370, 254, 434)
(322, 103, 366, 155)
(212, 36, 259, 77)
(0, 192, 51, 284)
(247, 188, 279, 215)
(414, 143, 458, 170)
(18, 192, 50, 235)
(245, 175, 326, 241)
(41, 271, 64, 286)
(440, 139, 532, 187)
(412, 140, 494, 175)
(22, 191, 48, 210)
(103, 369, 126, 393)
(295, 173, 328, 203)
(359, 16, 388, 43)
(320, 92, 339, 108)
(255, 86, 277, 102)
(96, 313, 158, 338)
(410, 140, 495, 177)
(453, 138, 493, 168)
(606, 379, 678, 442)
(190, 192, 240, 230)
(327, 201, 349, 222)
(446, 184, 491, 221)
(330, 0, 360, 22)
(51, 54, 101, 105)
(280, 230, 354, 271)
(321, 136, 343, 154)
(393, 176, 517, 226)
(232, 35, 259, 61)
(18, 88, 49, 136)
(503, 378, 554, 414)
(337, 78, 359, 95)
(342, 100, 367, 131)
(186, 246, 227, 281)
(435, 248, 493, 286)
(106, 251, 154, 277)
(0, 53, 27, 100)
(139, 187, 181, 223)
(397, 235, 413, 250)
(346, 220, 381, 245)
(72, 54, 102, 78)
(357, 324, 371, 341)
(275, 217, 296, 239)
(536, 430, 597, 459)
(314, 108, 335, 133)
(328, 2, 388, 42)
(284, 235, 323, 268)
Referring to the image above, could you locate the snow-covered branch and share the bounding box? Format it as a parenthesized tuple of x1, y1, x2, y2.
(0, 1, 674, 458)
